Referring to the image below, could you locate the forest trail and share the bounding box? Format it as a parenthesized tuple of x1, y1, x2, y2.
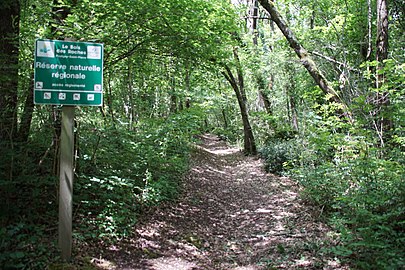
(97, 134, 347, 270)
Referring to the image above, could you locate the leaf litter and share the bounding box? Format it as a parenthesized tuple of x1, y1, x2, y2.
(90, 134, 349, 270)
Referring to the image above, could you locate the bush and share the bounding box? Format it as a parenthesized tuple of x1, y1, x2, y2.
(213, 126, 243, 144)
(294, 157, 405, 269)
(74, 111, 198, 243)
(0, 109, 201, 269)
(259, 136, 309, 175)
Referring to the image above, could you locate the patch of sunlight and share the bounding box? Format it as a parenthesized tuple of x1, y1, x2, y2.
(272, 211, 294, 219)
(327, 259, 344, 268)
(282, 190, 298, 198)
(91, 257, 116, 269)
(144, 257, 198, 270)
(108, 245, 119, 251)
(272, 223, 286, 232)
(207, 147, 240, 155)
(136, 224, 163, 238)
(207, 165, 227, 174)
(230, 209, 251, 218)
(294, 258, 313, 267)
(255, 208, 272, 214)
(232, 266, 260, 270)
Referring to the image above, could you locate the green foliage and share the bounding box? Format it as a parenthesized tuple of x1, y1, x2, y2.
(295, 157, 405, 269)
(0, 223, 58, 270)
(2, 0, 404, 268)
(0, 136, 60, 269)
(0, 109, 201, 268)
(213, 125, 243, 143)
(260, 87, 404, 268)
(74, 109, 200, 243)
(259, 138, 301, 175)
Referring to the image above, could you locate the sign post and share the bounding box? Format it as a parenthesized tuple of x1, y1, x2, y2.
(34, 39, 103, 261)
(59, 105, 75, 261)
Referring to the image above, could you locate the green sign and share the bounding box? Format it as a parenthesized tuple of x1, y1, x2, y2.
(34, 39, 103, 106)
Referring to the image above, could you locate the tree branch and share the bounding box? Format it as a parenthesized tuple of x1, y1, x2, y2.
(257, 0, 344, 105)
(310, 51, 361, 73)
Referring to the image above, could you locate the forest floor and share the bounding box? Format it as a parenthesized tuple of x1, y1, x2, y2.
(91, 134, 349, 270)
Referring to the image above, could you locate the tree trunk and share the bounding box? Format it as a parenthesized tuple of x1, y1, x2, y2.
(184, 63, 191, 109)
(257, 73, 273, 114)
(286, 74, 299, 131)
(374, 0, 390, 146)
(252, 0, 259, 45)
(250, 0, 273, 115)
(223, 49, 257, 155)
(257, 0, 342, 105)
(376, 0, 389, 67)
(0, 0, 20, 142)
(366, 0, 373, 60)
(17, 75, 35, 142)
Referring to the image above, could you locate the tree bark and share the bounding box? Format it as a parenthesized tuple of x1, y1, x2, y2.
(366, 0, 373, 60)
(17, 75, 35, 142)
(223, 49, 257, 155)
(257, 74, 273, 114)
(0, 0, 20, 142)
(376, 0, 389, 67)
(286, 73, 299, 131)
(374, 0, 390, 146)
(257, 0, 342, 104)
(252, 0, 260, 45)
(250, 0, 273, 115)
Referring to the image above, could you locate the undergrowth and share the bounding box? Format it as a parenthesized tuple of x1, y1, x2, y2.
(260, 130, 405, 269)
(0, 109, 201, 269)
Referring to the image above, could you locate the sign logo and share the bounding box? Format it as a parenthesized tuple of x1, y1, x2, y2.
(35, 81, 43, 89)
(94, 84, 102, 92)
(87, 46, 101, 59)
(58, 93, 66, 100)
(73, 93, 81, 101)
(37, 41, 55, 58)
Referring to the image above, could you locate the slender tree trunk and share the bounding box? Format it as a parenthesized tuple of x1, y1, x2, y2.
(286, 74, 299, 131)
(170, 75, 177, 114)
(127, 43, 136, 130)
(169, 61, 177, 114)
(374, 0, 390, 146)
(170, 93, 177, 113)
(17, 75, 35, 142)
(184, 63, 191, 109)
(223, 49, 257, 155)
(250, 0, 273, 115)
(259, 89, 272, 114)
(257, 0, 342, 105)
(106, 72, 115, 124)
(376, 0, 389, 67)
(0, 0, 20, 142)
(252, 0, 259, 45)
(257, 73, 273, 114)
(366, 0, 373, 60)
(310, 6, 315, 30)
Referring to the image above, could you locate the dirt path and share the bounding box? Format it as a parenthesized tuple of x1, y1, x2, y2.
(96, 134, 347, 269)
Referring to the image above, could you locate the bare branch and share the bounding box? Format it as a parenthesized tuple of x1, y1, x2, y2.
(310, 51, 361, 73)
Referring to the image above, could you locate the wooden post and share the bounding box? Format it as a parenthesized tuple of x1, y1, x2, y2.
(59, 105, 75, 261)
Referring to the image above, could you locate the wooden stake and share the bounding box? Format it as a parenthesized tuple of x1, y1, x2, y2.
(58, 106, 75, 261)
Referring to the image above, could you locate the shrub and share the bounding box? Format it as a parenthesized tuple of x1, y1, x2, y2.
(259, 136, 311, 175)
(294, 157, 405, 269)
(74, 111, 198, 243)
